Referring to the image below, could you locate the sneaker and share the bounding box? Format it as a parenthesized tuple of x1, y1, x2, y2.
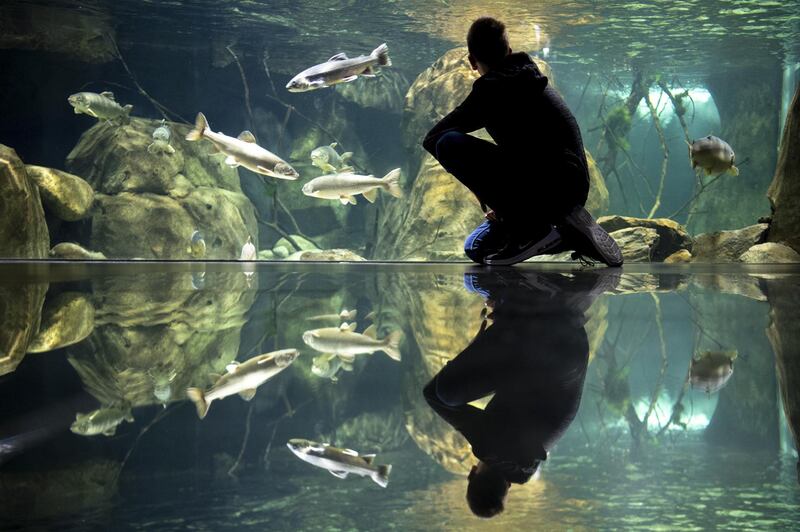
(484, 226, 563, 266)
(560, 205, 623, 267)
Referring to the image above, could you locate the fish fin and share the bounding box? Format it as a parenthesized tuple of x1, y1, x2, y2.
(340, 75, 359, 84)
(329, 142, 338, 149)
(365, 311, 376, 321)
(381, 168, 403, 198)
(166, 144, 175, 155)
(320, 162, 337, 173)
(373, 464, 392, 488)
(186, 388, 209, 419)
(382, 330, 403, 362)
(362, 188, 378, 203)
(339, 196, 353, 205)
(103, 427, 117, 436)
(186, 112, 208, 141)
(328, 53, 349, 61)
(342, 448, 359, 456)
(125, 412, 134, 422)
(371, 43, 391, 67)
(340, 152, 353, 162)
(100, 91, 115, 100)
(239, 388, 257, 401)
(237, 130, 257, 143)
(86, 108, 99, 118)
(729, 165, 739, 176)
(339, 165, 355, 173)
(225, 155, 240, 167)
(147, 142, 157, 154)
(340, 322, 357, 332)
(342, 309, 357, 320)
(362, 454, 376, 464)
(225, 362, 240, 373)
(341, 362, 354, 371)
(363, 324, 377, 339)
(329, 470, 349, 479)
(361, 66, 377, 78)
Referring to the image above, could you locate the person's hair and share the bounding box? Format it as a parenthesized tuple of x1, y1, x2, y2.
(467, 17, 510, 67)
(466, 466, 509, 518)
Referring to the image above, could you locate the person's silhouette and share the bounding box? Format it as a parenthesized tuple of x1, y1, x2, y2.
(423, 269, 617, 518)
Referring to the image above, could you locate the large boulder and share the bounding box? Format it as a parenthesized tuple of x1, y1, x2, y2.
(27, 292, 94, 353)
(0, 280, 47, 376)
(0, 145, 49, 258)
(25, 165, 94, 221)
(66, 119, 258, 259)
(692, 223, 768, 262)
(739, 242, 800, 264)
(598, 215, 692, 261)
(609, 227, 659, 263)
(767, 83, 800, 254)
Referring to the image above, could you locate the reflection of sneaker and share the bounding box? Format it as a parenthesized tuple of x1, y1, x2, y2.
(561, 206, 623, 267)
(484, 226, 562, 266)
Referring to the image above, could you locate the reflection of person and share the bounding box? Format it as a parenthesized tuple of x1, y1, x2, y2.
(423, 270, 616, 518)
(422, 17, 622, 267)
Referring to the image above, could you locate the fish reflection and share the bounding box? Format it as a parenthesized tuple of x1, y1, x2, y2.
(71, 405, 133, 437)
(303, 322, 402, 362)
(689, 350, 737, 394)
(286, 438, 392, 487)
(423, 269, 617, 518)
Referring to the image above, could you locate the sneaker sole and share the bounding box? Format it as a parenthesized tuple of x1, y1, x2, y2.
(563, 206, 623, 267)
(484, 228, 562, 266)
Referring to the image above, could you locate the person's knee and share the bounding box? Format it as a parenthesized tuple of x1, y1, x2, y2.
(435, 131, 464, 162)
(464, 245, 488, 264)
(423, 375, 465, 408)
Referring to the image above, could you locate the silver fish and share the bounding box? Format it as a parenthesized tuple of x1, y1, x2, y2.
(148, 119, 175, 155)
(287, 438, 392, 487)
(68, 91, 132, 124)
(311, 353, 354, 381)
(689, 350, 737, 394)
(302, 168, 402, 205)
(302, 322, 402, 362)
(689, 135, 739, 176)
(310, 143, 354, 174)
(185, 112, 299, 180)
(186, 348, 299, 419)
(286, 44, 392, 93)
(70, 406, 134, 437)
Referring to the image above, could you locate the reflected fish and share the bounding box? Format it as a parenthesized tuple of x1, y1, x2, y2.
(286, 438, 392, 487)
(186, 348, 299, 419)
(70, 406, 134, 437)
(310, 143, 354, 174)
(311, 353, 354, 381)
(307, 309, 357, 322)
(185, 112, 299, 180)
(302, 168, 402, 205)
(190, 230, 206, 258)
(240, 235, 256, 260)
(191, 271, 206, 290)
(68, 91, 132, 124)
(148, 119, 175, 155)
(303, 322, 402, 362)
(689, 350, 737, 394)
(286, 43, 392, 92)
(689, 135, 739, 176)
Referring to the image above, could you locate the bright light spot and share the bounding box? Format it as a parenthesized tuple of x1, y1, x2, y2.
(632, 391, 717, 432)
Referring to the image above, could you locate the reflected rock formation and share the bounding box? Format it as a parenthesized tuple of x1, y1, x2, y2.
(27, 292, 95, 354)
(767, 81, 800, 255)
(0, 279, 47, 376)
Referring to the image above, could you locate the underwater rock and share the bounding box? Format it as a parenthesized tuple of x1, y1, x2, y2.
(27, 292, 94, 354)
(691, 223, 768, 263)
(287, 249, 366, 261)
(336, 70, 410, 114)
(739, 242, 800, 264)
(66, 118, 257, 259)
(258, 249, 276, 260)
(25, 165, 94, 221)
(609, 227, 659, 263)
(328, 411, 409, 452)
(691, 274, 767, 302)
(664, 249, 692, 264)
(598, 215, 692, 261)
(767, 83, 800, 254)
(0, 145, 49, 258)
(49, 242, 107, 260)
(0, 281, 47, 376)
(274, 235, 319, 253)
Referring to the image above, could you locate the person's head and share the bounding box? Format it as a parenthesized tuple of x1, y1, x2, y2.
(467, 17, 511, 75)
(466, 462, 510, 518)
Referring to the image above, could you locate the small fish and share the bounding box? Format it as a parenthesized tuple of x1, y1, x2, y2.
(302, 322, 402, 361)
(68, 91, 132, 124)
(186, 348, 299, 419)
(70, 406, 134, 437)
(307, 309, 358, 322)
(689, 350, 737, 394)
(311, 353, 354, 381)
(310, 143, 354, 174)
(185, 112, 299, 180)
(286, 43, 392, 93)
(286, 438, 392, 487)
(191, 271, 206, 290)
(190, 230, 206, 258)
(240, 235, 256, 260)
(148, 119, 176, 155)
(302, 168, 402, 205)
(688, 135, 739, 176)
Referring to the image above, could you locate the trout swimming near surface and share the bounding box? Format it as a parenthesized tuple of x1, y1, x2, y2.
(68, 91, 132, 124)
(302, 322, 402, 361)
(286, 43, 392, 92)
(302, 168, 402, 205)
(287, 438, 392, 487)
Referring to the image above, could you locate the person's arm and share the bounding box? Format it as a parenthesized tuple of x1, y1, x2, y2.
(422, 83, 488, 156)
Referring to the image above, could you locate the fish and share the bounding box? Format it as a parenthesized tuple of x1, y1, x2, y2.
(185, 112, 299, 180)
(307, 309, 358, 322)
(70, 406, 134, 437)
(148, 119, 176, 155)
(68, 91, 133, 124)
(240, 235, 256, 260)
(190, 230, 206, 258)
(302, 322, 402, 362)
(302, 168, 402, 205)
(286, 43, 392, 93)
(286, 438, 392, 487)
(310, 143, 354, 174)
(689, 350, 737, 394)
(688, 135, 739, 176)
(311, 353, 354, 381)
(191, 271, 206, 290)
(186, 348, 299, 419)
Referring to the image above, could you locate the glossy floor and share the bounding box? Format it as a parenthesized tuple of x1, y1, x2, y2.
(1, 262, 799, 530)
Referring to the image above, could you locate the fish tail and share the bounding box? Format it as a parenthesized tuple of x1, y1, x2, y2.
(382, 330, 403, 362)
(373, 464, 392, 488)
(729, 165, 739, 176)
(186, 387, 209, 419)
(381, 168, 403, 198)
(372, 43, 391, 67)
(186, 112, 208, 141)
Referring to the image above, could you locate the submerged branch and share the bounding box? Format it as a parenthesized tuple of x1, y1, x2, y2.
(644, 92, 669, 218)
(226, 45, 254, 131)
(228, 402, 255, 478)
